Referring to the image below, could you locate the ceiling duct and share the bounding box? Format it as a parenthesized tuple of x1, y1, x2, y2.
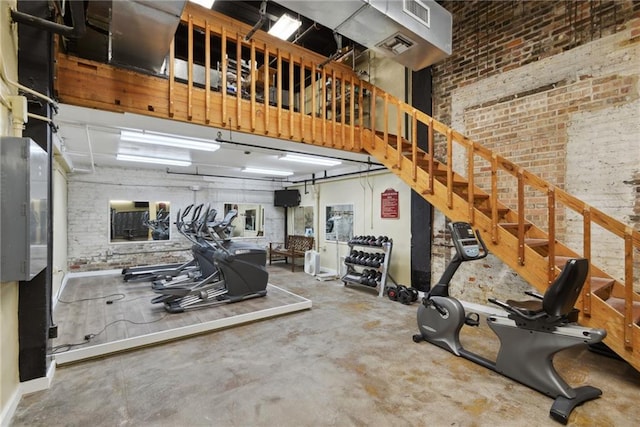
(110, 0, 186, 73)
(275, 0, 452, 70)
(78, 0, 186, 74)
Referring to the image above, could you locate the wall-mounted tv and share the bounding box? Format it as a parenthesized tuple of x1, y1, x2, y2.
(274, 189, 300, 207)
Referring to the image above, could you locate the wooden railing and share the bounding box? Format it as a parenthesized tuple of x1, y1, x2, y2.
(54, 2, 640, 369)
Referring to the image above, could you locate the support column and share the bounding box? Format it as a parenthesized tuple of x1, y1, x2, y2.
(17, 0, 54, 381)
(410, 67, 434, 292)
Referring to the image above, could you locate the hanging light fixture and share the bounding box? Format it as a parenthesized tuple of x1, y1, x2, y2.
(280, 153, 341, 167)
(242, 167, 293, 177)
(268, 14, 302, 40)
(116, 154, 192, 167)
(120, 130, 220, 152)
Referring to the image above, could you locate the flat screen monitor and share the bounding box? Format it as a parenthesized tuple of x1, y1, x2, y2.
(274, 189, 300, 207)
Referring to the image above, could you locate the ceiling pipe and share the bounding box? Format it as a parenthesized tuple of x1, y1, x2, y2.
(291, 22, 319, 45)
(319, 32, 343, 68)
(215, 137, 382, 167)
(10, 0, 86, 39)
(288, 166, 388, 185)
(244, 0, 268, 41)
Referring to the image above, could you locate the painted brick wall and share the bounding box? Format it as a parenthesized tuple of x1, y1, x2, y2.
(429, 1, 640, 302)
(434, 0, 640, 127)
(67, 166, 283, 272)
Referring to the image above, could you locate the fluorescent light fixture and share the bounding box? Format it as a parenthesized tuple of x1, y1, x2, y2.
(280, 153, 342, 167)
(242, 167, 293, 177)
(120, 130, 220, 152)
(116, 154, 192, 167)
(189, 0, 215, 8)
(268, 14, 302, 40)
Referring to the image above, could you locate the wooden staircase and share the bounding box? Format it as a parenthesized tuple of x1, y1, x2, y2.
(53, 3, 640, 371)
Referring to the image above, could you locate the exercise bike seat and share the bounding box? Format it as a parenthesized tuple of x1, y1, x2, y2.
(490, 258, 589, 325)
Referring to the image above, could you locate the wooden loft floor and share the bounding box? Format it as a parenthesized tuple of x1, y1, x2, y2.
(54, 3, 640, 372)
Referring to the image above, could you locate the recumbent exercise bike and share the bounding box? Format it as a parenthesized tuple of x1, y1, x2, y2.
(412, 221, 606, 424)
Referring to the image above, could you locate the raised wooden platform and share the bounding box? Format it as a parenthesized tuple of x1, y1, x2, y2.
(52, 269, 311, 365)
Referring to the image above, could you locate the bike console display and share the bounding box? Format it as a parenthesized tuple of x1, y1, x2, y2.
(449, 222, 486, 260)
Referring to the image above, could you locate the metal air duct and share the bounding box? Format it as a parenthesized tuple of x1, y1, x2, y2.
(276, 0, 452, 70)
(74, 0, 186, 74)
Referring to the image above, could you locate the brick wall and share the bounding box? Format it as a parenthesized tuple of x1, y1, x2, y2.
(434, 0, 640, 127)
(67, 166, 283, 272)
(429, 1, 640, 302)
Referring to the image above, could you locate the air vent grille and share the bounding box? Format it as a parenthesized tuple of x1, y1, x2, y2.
(403, 0, 431, 28)
(376, 32, 416, 56)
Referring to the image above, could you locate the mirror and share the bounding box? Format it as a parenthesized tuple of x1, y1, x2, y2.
(325, 204, 353, 242)
(293, 205, 314, 237)
(223, 203, 264, 238)
(109, 200, 171, 242)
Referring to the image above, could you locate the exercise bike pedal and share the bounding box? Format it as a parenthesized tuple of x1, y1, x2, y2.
(465, 312, 480, 327)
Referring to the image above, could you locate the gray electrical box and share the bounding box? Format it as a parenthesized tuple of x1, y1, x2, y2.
(1, 137, 48, 281)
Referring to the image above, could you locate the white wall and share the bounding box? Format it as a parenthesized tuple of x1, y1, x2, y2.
(0, 0, 20, 421)
(290, 170, 412, 285)
(66, 166, 283, 271)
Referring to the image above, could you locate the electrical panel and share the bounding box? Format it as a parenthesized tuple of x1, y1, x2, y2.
(1, 137, 48, 281)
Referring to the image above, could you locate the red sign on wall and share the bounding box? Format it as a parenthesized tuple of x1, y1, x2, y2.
(381, 189, 399, 219)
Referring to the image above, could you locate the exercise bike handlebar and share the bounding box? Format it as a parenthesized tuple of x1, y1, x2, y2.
(473, 228, 489, 260)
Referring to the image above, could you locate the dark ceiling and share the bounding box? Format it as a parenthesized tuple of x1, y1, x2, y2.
(211, 1, 359, 58)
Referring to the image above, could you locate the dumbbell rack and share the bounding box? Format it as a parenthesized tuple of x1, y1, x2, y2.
(341, 238, 392, 297)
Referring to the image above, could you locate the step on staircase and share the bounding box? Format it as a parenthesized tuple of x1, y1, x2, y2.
(53, 2, 640, 372)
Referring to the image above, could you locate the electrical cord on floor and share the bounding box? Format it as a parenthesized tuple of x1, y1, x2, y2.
(50, 313, 169, 354)
(51, 339, 92, 354)
(57, 293, 126, 304)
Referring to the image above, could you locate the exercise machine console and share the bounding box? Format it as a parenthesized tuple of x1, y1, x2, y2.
(413, 221, 606, 424)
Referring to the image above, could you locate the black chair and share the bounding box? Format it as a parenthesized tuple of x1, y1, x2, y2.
(490, 258, 589, 328)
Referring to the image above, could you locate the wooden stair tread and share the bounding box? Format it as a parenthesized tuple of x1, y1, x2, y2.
(499, 222, 533, 231)
(590, 277, 615, 294)
(551, 256, 577, 267)
(524, 238, 548, 248)
(477, 207, 510, 216)
(606, 297, 640, 324)
(449, 181, 490, 200)
(471, 193, 490, 201)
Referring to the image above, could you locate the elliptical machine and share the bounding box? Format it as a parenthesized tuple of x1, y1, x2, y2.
(413, 221, 606, 424)
(151, 207, 268, 313)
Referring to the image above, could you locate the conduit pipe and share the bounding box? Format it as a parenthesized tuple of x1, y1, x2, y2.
(244, 0, 267, 41)
(84, 124, 96, 173)
(10, 0, 86, 39)
(0, 51, 58, 110)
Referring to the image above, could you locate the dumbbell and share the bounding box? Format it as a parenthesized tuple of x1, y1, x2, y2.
(366, 271, 378, 286)
(387, 286, 399, 301)
(396, 285, 419, 304)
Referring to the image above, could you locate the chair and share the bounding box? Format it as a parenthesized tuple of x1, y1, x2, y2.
(489, 258, 588, 327)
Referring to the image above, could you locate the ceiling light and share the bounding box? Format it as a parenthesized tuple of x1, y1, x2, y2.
(268, 14, 302, 40)
(280, 153, 342, 167)
(242, 167, 293, 177)
(120, 130, 220, 152)
(116, 154, 192, 167)
(189, 0, 215, 8)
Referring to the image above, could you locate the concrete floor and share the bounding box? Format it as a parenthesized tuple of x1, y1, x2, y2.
(11, 266, 640, 426)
